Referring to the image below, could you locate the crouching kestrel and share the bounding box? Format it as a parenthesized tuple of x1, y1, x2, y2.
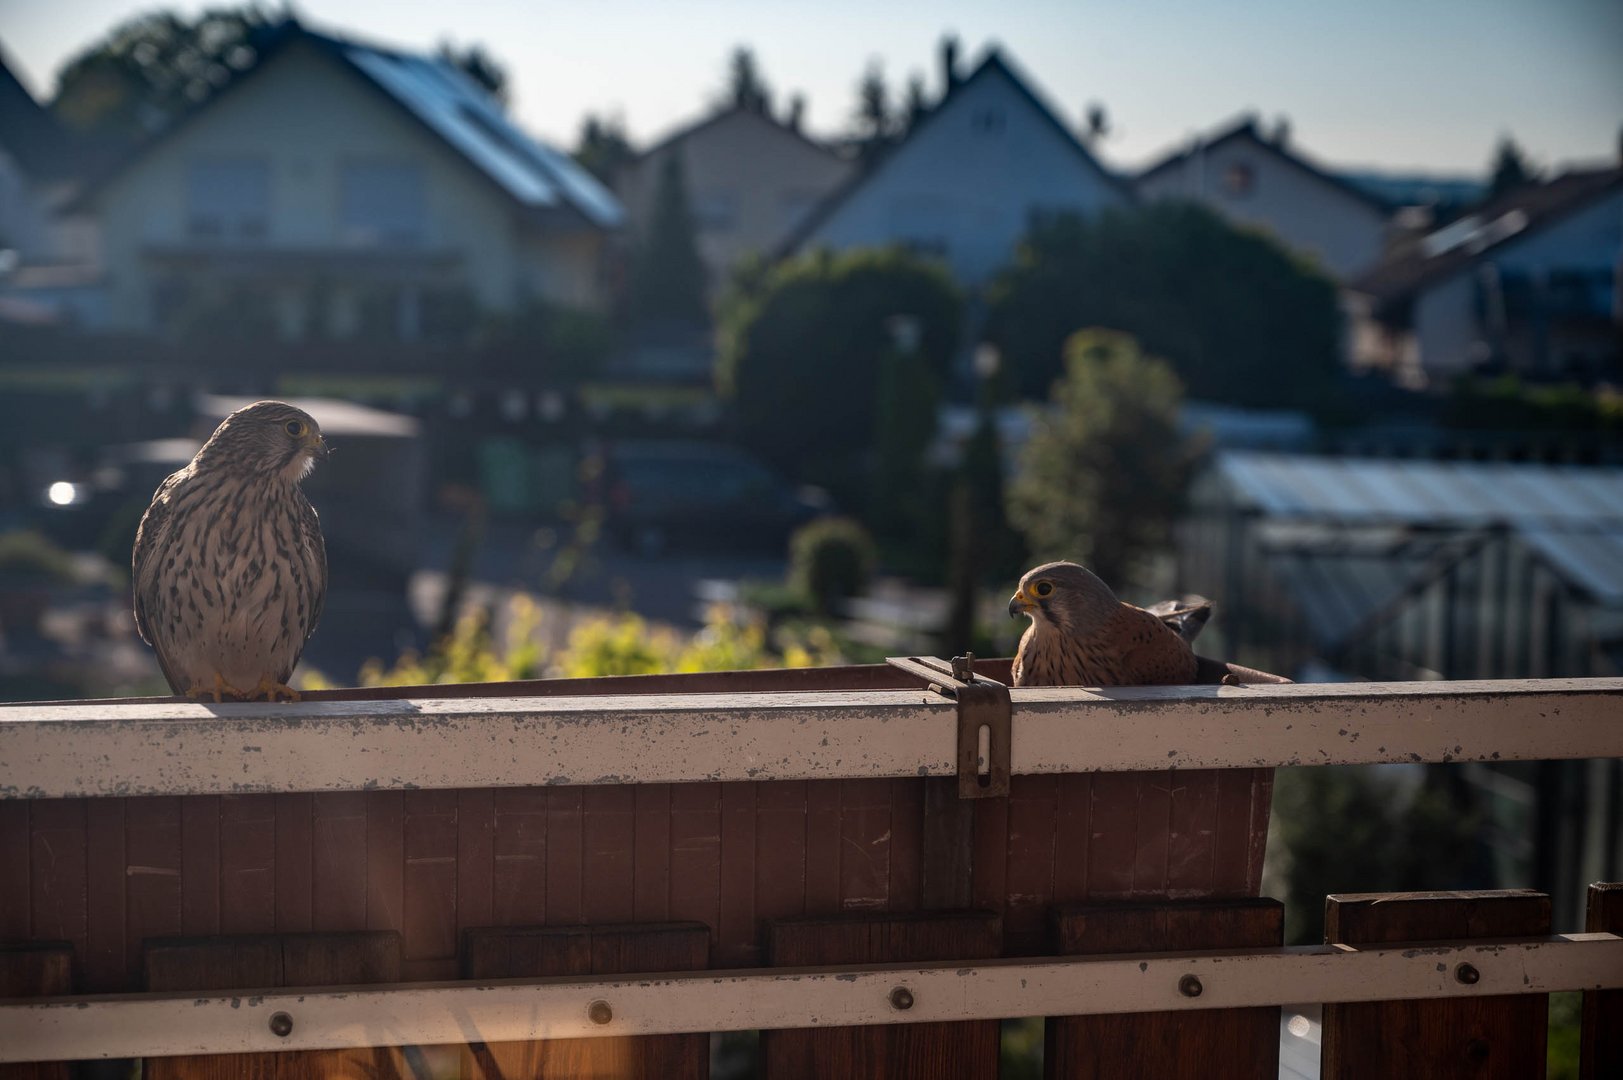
(1008, 561, 1209, 687)
(133, 401, 329, 701)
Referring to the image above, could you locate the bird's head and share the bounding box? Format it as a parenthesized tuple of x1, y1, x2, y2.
(195, 401, 331, 482)
(1008, 561, 1119, 634)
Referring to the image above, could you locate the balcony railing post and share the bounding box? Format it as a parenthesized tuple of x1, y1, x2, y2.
(1582, 882, 1622, 1080)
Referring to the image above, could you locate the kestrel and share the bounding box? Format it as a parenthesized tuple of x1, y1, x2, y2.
(1008, 561, 1207, 687)
(132, 401, 329, 701)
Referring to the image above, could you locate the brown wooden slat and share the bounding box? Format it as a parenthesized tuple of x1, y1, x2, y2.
(220, 795, 276, 934)
(144, 931, 406, 1080)
(126, 797, 183, 989)
(364, 790, 404, 934)
(762, 910, 1002, 1080)
(311, 792, 367, 932)
(969, 792, 1009, 914)
(456, 789, 495, 935)
(1084, 772, 1138, 898)
(804, 778, 842, 913)
(1130, 770, 1175, 896)
(272, 793, 313, 934)
(632, 783, 672, 922)
(1580, 882, 1621, 1080)
(919, 777, 973, 910)
(545, 786, 585, 925)
(0, 943, 73, 1080)
(401, 790, 459, 979)
(1052, 772, 1092, 900)
(669, 782, 722, 960)
(1322, 889, 1550, 1080)
(29, 800, 87, 974)
(718, 781, 758, 966)
(461, 922, 710, 1080)
(180, 796, 221, 936)
(583, 785, 636, 925)
(0, 802, 30, 941)
(1164, 770, 1219, 893)
(1211, 768, 1261, 895)
(839, 779, 892, 911)
(1004, 775, 1058, 954)
(1045, 898, 1284, 1079)
(887, 777, 923, 913)
(82, 798, 124, 992)
(1244, 770, 1274, 894)
(755, 780, 808, 929)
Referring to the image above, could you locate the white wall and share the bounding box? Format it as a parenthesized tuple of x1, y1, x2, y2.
(1137, 133, 1389, 280)
(802, 64, 1127, 286)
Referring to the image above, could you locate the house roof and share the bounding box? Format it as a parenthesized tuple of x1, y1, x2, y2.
(0, 43, 120, 183)
(776, 48, 1133, 258)
(633, 103, 846, 167)
(1351, 165, 1623, 304)
(64, 19, 623, 229)
(1137, 114, 1393, 216)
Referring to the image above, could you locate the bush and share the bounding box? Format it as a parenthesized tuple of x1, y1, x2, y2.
(789, 518, 876, 616)
(0, 531, 79, 585)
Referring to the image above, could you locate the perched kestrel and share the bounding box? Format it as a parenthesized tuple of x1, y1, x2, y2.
(1008, 561, 1208, 687)
(133, 401, 329, 701)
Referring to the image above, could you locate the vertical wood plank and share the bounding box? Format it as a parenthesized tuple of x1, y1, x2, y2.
(756, 781, 808, 929)
(919, 778, 973, 910)
(1086, 773, 1139, 898)
(180, 796, 221, 936)
(1582, 882, 1622, 1080)
(80, 799, 121, 992)
(1164, 770, 1219, 895)
(0, 801, 30, 941)
(582, 785, 635, 925)
(1211, 768, 1260, 895)
(1322, 889, 1551, 1080)
(762, 911, 1003, 1080)
(1052, 772, 1092, 902)
(311, 792, 367, 932)
(220, 795, 276, 934)
(1004, 775, 1058, 954)
(125, 796, 183, 990)
(401, 790, 458, 979)
(1130, 771, 1174, 897)
(1045, 898, 1284, 1079)
(364, 791, 404, 936)
(1244, 769, 1274, 895)
(545, 786, 584, 925)
(887, 778, 923, 913)
(456, 789, 495, 937)
(272, 793, 312, 934)
(30, 800, 87, 976)
(669, 782, 722, 959)
(717, 782, 758, 966)
(0, 944, 73, 1080)
(492, 788, 546, 927)
(461, 923, 710, 1080)
(970, 789, 1009, 914)
(631, 783, 671, 923)
(803, 779, 842, 914)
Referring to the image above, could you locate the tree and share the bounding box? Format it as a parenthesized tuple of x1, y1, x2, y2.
(573, 113, 634, 185)
(853, 63, 893, 159)
(438, 42, 508, 107)
(1488, 136, 1537, 201)
(1006, 330, 1191, 589)
(985, 203, 1343, 409)
(717, 248, 961, 510)
(51, 4, 278, 136)
(629, 155, 708, 326)
(1082, 102, 1110, 144)
(726, 46, 773, 114)
(903, 74, 929, 133)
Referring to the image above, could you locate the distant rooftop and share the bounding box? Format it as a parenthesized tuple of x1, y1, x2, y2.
(197, 394, 421, 438)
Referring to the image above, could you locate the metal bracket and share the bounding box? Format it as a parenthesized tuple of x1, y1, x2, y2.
(886, 654, 1011, 799)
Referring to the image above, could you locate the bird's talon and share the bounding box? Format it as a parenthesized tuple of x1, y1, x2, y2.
(253, 678, 301, 703)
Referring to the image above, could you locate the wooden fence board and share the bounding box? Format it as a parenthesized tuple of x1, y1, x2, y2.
(1581, 882, 1622, 1080)
(0, 943, 72, 1080)
(1322, 889, 1550, 1080)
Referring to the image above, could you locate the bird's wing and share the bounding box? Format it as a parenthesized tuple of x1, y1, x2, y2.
(297, 494, 327, 642)
(1106, 603, 1200, 685)
(1142, 595, 1214, 644)
(131, 471, 184, 647)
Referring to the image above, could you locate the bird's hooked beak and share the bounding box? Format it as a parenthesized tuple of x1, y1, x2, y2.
(304, 432, 332, 461)
(1009, 589, 1035, 619)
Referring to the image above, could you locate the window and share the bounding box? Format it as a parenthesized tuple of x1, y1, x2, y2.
(186, 159, 269, 240)
(1223, 162, 1256, 198)
(340, 162, 426, 246)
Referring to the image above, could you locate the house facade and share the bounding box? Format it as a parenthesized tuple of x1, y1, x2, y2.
(616, 105, 852, 295)
(781, 51, 1130, 287)
(68, 22, 623, 342)
(1136, 116, 1392, 281)
(1348, 166, 1622, 385)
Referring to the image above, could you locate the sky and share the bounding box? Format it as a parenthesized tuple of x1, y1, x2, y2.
(1, 0, 1619, 175)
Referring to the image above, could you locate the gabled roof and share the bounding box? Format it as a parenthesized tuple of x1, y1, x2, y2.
(633, 103, 845, 167)
(65, 20, 623, 229)
(777, 47, 1132, 258)
(0, 43, 119, 182)
(1352, 165, 1623, 303)
(1137, 114, 1392, 216)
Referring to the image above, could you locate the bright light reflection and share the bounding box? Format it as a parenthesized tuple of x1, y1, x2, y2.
(47, 481, 77, 506)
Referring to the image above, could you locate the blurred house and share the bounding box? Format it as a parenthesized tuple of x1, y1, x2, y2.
(779, 48, 1130, 286)
(1136, 114, 1392, 280)
(61, 19, 624, 342)
(617, 104, 852, 296)
(1347, 163, 1623, 386)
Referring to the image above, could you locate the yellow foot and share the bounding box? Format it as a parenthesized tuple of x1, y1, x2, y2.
(252, 677, 302, 703)
(183, 674, 250, 702)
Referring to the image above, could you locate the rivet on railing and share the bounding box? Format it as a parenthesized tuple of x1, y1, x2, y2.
(1178, 974, 1203, 998)
(889, 986, 915, 1011)
(1454, 963, 1481, 985)
(268, 1012, 293, 1038)
(587, 1000, 613, 1025)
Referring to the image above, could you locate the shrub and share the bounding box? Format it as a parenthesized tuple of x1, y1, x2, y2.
(0, 531, 79, 585)
(789, 517, 876, 616)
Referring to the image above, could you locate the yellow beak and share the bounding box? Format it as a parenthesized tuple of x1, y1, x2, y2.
(1008, 590, 1034, 618)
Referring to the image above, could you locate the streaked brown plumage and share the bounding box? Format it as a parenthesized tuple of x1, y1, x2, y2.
(132, 401, 330, 701)
(1008, 561, 1210, 687)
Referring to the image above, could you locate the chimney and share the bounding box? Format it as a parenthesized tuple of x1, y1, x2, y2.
(786, 93, 806, 134)
(940, 35, 960, 93)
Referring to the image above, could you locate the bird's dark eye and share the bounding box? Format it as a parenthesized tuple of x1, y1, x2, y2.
(285, 420, 307, 437)
(1034, 581, 1053, 598)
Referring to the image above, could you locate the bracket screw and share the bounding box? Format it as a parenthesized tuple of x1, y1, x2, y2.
(1178, 974, 1203, 998)
(587, 1000, 614, 1025)
(1455, 963, 1481, 985)
(268, 1012, 293, 1038)
(889, 986, 915, 1011)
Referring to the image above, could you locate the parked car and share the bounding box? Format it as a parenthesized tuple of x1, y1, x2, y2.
(600, 441, 830, 554)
